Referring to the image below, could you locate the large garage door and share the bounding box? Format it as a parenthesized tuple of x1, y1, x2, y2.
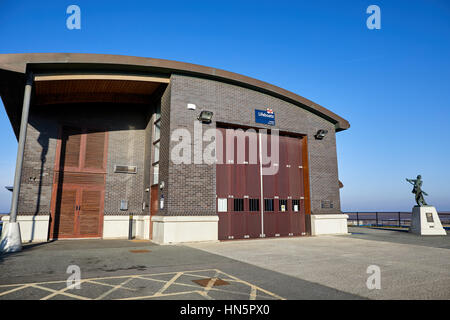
(50, 126, 107, 239)
(216, 127, 307, 240)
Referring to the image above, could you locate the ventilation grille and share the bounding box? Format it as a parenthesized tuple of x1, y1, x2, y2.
(114, 165, 137, 174)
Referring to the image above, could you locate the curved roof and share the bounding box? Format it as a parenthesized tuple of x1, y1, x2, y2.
(0, 53, 349, 134)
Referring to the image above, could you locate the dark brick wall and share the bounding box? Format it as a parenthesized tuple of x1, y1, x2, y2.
(142, 106, 153, 214)
(104, 108, 147, 215)
(18, 114, 58, 215)
(165, 74, 342, 216)
(157, 83, 171, 215)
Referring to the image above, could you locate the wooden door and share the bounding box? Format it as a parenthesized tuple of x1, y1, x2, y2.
(50, 126, 107, 239)
(78, 188, 104, 237)
(149, 185, 159, 238)
(53, 185, 79, 238)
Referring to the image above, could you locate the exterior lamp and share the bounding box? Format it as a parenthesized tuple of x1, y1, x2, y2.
(198, 110, 213, 123)
(314, 129, 328, 140)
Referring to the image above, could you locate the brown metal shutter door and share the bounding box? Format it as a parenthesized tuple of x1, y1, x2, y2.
(216, 128, 231, 240)
(261, 132, 276, 237)
(246, 134, 261, 238)
(287, 136, 305, 236)
(231, 131, 246, 239)
(276, 135, 290, 236)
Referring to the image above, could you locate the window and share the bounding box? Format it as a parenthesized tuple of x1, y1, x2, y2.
(152, 163, 159, 185)
(234, 198, 244, 212)
(218, 198, 228, 212)
(292, 199, 300, 212)
(153, 142, 160, 163)
(279, 199, 288, 212)
(151, 112, 161, 185)
(264, 199, 274, 211)
(249, 199, 259, 212)
(154, 121, 160, 141)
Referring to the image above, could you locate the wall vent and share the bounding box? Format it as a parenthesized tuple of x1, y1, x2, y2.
(114, 165, 137, 174)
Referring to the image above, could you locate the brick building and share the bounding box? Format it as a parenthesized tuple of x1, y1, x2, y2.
(0, 53, 349, 244)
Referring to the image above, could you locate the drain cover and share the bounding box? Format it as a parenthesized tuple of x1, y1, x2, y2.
(192, 278, 229, 287)
(129, 249, 151, 253)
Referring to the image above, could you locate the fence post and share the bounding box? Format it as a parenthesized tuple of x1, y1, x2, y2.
(356, 212, 359, 226)
(376, 212, 378, 226)
(398, 212, 401, 227)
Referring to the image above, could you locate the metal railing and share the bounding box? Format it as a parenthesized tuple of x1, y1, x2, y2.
(345, 211, 450, 228)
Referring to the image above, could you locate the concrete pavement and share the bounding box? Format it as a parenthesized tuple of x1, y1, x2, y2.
(0, 238, 360, 300)
(187, 227, 450, 300)
(1, 227, 448, 299)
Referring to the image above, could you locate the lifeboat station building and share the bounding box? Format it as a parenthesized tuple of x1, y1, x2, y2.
(0, 53, 350, 244)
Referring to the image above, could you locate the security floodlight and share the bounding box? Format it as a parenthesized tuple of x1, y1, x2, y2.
(314, 129, 328, 140)
(198, 110, 213, 123)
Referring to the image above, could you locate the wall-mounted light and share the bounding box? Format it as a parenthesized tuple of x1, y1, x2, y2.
(187, 103, 196, 110)
(198, 110, 213, 123)
(314, 129, 328, 140)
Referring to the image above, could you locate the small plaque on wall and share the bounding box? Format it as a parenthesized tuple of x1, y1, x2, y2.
(114, 165, 137, 174)
(321, 200, 334, 209)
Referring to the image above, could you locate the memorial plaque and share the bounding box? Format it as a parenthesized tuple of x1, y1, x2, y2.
(426, 212, 434, 223)
(321, 200, 334, 209)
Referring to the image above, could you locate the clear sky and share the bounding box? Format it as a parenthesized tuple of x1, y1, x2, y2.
(0, 0, 449, 212)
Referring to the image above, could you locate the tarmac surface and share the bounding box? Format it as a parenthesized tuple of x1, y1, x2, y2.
(0, 227, 448, 300)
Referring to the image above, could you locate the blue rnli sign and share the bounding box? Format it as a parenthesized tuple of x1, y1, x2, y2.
(255, 108, 275, 125)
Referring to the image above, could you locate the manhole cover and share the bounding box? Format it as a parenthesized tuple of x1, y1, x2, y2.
(129, 249, 151, 253)
(192, 278, 229, 287)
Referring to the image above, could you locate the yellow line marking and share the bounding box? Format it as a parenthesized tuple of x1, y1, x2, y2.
(39, 281, 89, 300)
(0, 268, 284, 300)
(250, 286, 257, 300)
(95, 277, 136, 300)
(135, 275, 273, 299)
(216, 269, 285, 300)
(119, 290, 201, 300)
(203, 271, 220, 293)
(197, 290, 213, 300)
(30, 284, 91, 300)
(0, 269, 217, 288)
(155, 272, 183, 295)
(0, 285, 29, 297)
(86, 280, 136, 292)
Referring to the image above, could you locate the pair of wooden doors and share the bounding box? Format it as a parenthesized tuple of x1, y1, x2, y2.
(50, 126, 108, 239)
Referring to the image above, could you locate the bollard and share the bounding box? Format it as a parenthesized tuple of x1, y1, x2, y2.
(128, 215, 133, 240)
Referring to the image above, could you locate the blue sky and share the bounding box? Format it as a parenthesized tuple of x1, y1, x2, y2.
(0, 0, 449, 212)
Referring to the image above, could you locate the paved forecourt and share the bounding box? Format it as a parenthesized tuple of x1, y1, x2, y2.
(0, 238, 360, 300)
(188, 227, 450, 300)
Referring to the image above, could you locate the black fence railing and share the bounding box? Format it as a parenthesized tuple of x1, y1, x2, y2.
(345, 211, 450, 228)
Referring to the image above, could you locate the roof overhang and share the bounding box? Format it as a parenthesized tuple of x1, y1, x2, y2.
(0, 53, 350, 138)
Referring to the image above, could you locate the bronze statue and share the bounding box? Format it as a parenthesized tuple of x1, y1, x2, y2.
(406, 175, 428, 206)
